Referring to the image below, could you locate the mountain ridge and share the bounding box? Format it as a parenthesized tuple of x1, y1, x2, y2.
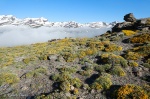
(0, 15, 118, 28)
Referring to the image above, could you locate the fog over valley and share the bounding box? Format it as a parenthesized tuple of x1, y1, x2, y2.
(0, 25, 110, 47)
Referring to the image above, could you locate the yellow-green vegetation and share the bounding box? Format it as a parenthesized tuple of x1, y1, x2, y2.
(124, 51, 140, 60)
(110, 66, 126, 76)
(115, 84, 149, 99)
(101, 53, 128, 67)
(129, 61, 139, 67)
(60, 81, 71, 92)
(0, 36, 124, 67)
(90, 82, 103, 91)
(95, 64, 111, 73)
(122, 30, 136, 36)
(132, 44, 150, 57)
(125, 44, 150, 61)
(51, 71, 82, 92)
(57, 67, 77, 74)
(104, 44, 122, 52)
(0, 72, 19, 85)
(91, 73, 112, 90)
(78, 70, 92, 76)
(130, 33, 150, 43)
(73, 88, 79, 95)
(26, 67, 47, 78)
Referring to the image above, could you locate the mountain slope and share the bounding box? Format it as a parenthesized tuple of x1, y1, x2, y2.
(0, 13, 149, 99)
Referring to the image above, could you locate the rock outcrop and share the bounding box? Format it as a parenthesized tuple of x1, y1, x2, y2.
(124, 13, 136, 22)
(112, 13, 150, 32)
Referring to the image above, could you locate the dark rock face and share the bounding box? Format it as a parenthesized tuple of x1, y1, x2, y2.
(124, 13, 136, 22)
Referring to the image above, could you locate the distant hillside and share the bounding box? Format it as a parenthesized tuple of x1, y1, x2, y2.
(0, 13, 149, 99)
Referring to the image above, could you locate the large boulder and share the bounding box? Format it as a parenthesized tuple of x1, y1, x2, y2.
(124, 13, 136, 22)
(112, 22, 135, 32)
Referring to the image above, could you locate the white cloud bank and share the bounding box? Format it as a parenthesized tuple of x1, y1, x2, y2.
(0, 25, 110, 47)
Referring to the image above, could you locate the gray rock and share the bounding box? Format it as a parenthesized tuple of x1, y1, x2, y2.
(124, 13, 136, 22)
(48, 54, 58, 61)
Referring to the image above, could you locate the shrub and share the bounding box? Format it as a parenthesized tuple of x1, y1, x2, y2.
(110, 66, 126, 76)
(101, 53, 128, 67)
(26, 67, 47, 78)
(39, 55, 48, 60)
(115, 84, 149, 99)
(0, 73, 19, 85)
(23, 58, 31, 64)
(130, 33, 150, 43)
(57, 67, 77, 74)
(124, 51, 140, 60)
(90, 82, 103, 91)
(91, 73, 112, 90)
(78, 70, 92, 76)
(73, 88, 79, 95)
(51, 74, 59, 81)
(142, 63, 150, 69)
(95, 64, 111, 73)
(104, 44, 122, 52)
(57, 72, 72, 82)
(60, 81, 71, 92)
(70, 78, 82, 88)
(122, 30, 136, 36)
(129, 61, 139, 67)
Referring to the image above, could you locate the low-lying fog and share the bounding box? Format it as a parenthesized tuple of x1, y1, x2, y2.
(0, 25, 111, 47)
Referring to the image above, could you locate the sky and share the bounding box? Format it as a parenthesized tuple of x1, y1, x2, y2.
(0, 0, 150, 23)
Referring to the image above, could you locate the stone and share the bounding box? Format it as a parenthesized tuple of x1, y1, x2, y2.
(124, 13, 136, 22)
(48, 54, 58, 61)
(70, 85, 75, 90)
(65, 92, 71, 97)
(90, 89, 95, 94)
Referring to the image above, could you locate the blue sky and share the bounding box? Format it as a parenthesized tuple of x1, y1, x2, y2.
(0, 0, 149, 23)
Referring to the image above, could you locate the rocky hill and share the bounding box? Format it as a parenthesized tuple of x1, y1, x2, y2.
(0, 13, 149, 99)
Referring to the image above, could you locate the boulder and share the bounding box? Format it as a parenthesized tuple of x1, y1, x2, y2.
(124, 13, 136, 22)
(48, 54, 58, 61)
(112, 22, 134, 32)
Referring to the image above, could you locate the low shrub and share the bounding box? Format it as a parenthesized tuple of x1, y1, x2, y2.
(122, 30, 136, 36)
(130, 33, 150, 43)
(129, 61, 139, 67)
(91, 73, 112, 90)
(0, 72, 19, 85)
(26, 67, 47, 78)
(57, 67, 77, 74)
(115, 84, 149, 99)
(78, 70, 92, 76)
(110, 66, 126, 76)
(124, 51, 140, 60)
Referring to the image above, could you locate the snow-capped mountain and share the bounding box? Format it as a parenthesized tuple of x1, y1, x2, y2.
(0, 15, 118, 28)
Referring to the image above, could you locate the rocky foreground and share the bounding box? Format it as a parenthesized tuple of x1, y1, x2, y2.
(0, 13, 150, 99)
